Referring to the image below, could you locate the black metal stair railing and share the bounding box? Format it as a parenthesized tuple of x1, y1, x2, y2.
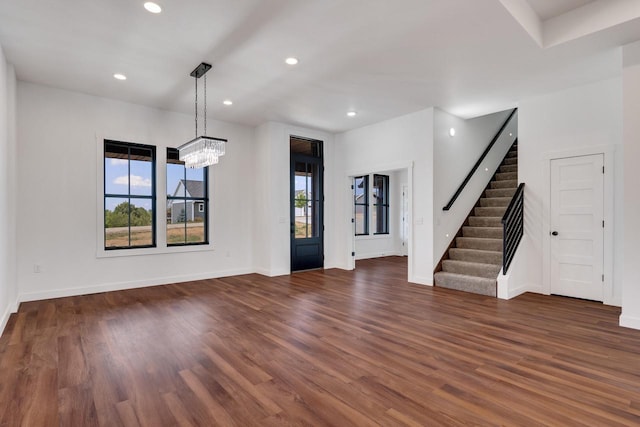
(443, 108, 517, 211)
(501, 183, 525, 273)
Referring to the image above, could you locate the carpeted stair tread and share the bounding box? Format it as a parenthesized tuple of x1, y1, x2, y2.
(441, 259, 502, 279)
(480, 197, 511, 207)
(434, 272, 497, 297)
(456, 237, 502, 251)
(500, 164, 517, 173)
(462, 226, 502, 238)
(449, 248, 502, 265)
(495, 172, 517, 181)
(468, 216, 502, 227)
(503, 157, 517, 165)
(485, 188, 516, 198)
(474, 206, 507, 217)
(505, 150, 518, 158)
(490, 179, 518, 189)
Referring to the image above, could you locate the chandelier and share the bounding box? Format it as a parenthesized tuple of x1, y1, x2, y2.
(178, 62, 227, 169)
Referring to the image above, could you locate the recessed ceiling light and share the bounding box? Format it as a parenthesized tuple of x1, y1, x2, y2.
(347, 111, 357, 117)
(144, 2, 162, 13)
(285, 57, 299, 65)
(509, 132, 513, 137)
(223, 100, 233, 106)
(449, 127, 456, 137)
(113, 73, 127, 81)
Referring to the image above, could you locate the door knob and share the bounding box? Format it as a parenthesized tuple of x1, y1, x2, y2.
(551, 231, 559, 236)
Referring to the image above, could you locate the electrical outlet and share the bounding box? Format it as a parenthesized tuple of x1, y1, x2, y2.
(33, 264, 42, 273)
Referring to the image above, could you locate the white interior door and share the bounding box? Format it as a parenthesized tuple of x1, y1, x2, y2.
(401, 185, 408, 256)
(550, 154, 604, 301)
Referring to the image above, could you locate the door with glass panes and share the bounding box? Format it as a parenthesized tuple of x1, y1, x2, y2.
(290, 137, 323, 271)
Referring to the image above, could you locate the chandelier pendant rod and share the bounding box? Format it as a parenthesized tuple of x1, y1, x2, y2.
(204, 74, 207, 136)
(195, 75, 198, 137)
(178, 62, 225, 169)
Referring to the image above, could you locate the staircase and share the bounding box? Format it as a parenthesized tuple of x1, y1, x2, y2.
(434, 142, 518, 297)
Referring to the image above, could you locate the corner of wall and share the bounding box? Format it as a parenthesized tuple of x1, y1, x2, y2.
(0, 47, 19, 337)
(497, 235, 530, 299)
(620, 314, 640, 330)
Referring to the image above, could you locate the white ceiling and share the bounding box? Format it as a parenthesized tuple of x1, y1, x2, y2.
(0, 0, 638, 133)
(527, 0, 595, 21)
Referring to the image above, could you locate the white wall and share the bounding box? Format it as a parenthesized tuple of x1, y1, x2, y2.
(497, 235, 530, 299)
(354, 169, 405, 260)
(433, 108, 516, 266)
(252, 121, 335, 276)
(517, 77, 623, 305)
(252, 122, 274, 275)
(334, 109, 433, 284)
(621, 41, 640, 329)
(16, 82, 256, 301)
(0, 45, 17, 332)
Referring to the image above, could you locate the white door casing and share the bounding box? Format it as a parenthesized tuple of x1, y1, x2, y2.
(550, 154, 604, 301)
(401, 185, 409, 256)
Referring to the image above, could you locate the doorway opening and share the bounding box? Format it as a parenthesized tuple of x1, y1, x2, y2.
(349, 167, 410, 272)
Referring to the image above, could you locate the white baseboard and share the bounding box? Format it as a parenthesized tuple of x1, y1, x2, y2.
(620, 314, 640, 330)
(409, 275, 433, 286)
(604, 296, 622, 307)
(526, 285, 545, 294)
(355, 251, 403, 261)
(1, 305, 13, 337)
(18, 268, 254, 303)
(497, 274, 531, 299)
(253, 267, 271, 276)
(507, 284, 528, 299)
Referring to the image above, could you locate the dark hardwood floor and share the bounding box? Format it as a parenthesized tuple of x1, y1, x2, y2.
(1, 256, 639, 426)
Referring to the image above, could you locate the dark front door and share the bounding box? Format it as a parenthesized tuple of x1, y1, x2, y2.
(290, 137, 323, 271)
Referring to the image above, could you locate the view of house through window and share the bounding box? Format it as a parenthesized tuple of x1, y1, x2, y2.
(104, 140, 156, 249)
(354, 175, 369, 235)
(373, 174, 389, 234)
(353, 173, 389, 236)
(166, 148, 208, 245)
(293, 162, 319, 239)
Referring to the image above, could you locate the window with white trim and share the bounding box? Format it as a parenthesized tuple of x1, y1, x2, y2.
(166, 147, 209, 246)
(373, 174, 389, 234)
(104, 140, 156, 249)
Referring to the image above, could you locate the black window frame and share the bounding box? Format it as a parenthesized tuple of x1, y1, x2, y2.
(104, 139, 156, 250)
(166, 147, 209, 247)
(354, 175, 369, 236)
(373, 174, 389, 235)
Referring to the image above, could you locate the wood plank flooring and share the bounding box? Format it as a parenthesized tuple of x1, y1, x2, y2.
(1, 256, 640, 426)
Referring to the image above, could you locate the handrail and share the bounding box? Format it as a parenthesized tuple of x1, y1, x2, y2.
(501, 182, 525, 273)
(442, 108, 517, 211)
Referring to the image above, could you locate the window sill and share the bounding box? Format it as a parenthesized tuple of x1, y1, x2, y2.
(355, 234, 392, 241)
(96, 243, 215, 258)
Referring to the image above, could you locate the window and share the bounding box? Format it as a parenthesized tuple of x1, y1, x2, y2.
(104, 140, 156, 249)
(373, 174, 389, 234)
(354, 175, 369, 235)
(166, 148, 208, 245)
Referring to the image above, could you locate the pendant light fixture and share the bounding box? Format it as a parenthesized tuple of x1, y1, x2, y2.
(178, 62, 227, 169)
